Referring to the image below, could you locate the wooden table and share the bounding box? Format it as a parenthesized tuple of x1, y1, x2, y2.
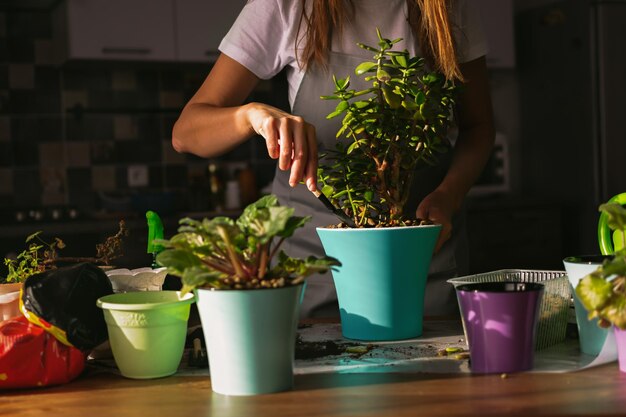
(4, 316, 626, 417)
(2, 358, 626, 416)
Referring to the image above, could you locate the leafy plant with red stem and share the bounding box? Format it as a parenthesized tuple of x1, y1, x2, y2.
(156, 194, 340, 294)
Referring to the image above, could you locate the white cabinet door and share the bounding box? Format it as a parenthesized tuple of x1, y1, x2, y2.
(62, 0, 176, 61)
(174, 0, 247, 62)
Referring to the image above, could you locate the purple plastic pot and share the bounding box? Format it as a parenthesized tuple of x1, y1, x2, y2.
(456, 282, 544, 374)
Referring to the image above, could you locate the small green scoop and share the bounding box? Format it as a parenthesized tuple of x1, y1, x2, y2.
(598, 192, 626, 255)
(146, 210, 164, 268)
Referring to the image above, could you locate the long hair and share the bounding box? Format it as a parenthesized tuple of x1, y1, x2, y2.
(296, 0, 462, 81)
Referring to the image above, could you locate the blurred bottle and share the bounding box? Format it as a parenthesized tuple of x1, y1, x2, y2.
(208, 163, 224, 211)
(238, 164, 258, 206)
(225, 180, 241, 210)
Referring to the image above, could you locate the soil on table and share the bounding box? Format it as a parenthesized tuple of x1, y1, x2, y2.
(295, 336, 373, 360)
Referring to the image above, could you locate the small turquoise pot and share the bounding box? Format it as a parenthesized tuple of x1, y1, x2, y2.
(317, 224, 441, 341)
(563, 255, 615, 355)
(97, 291, 195, 379)
(196, 284, 303, 396)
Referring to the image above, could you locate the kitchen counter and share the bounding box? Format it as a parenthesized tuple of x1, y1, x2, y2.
(0, 209, 243, 239)
(0, 210, 242, 272)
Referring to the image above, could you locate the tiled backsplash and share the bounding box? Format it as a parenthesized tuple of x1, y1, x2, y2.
(0, 9, 284, 216)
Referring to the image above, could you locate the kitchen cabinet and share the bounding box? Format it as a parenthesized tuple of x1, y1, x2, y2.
(54, 0, 177, 61)
(53, 0, 246, 62)
(175, 0, 247, 62)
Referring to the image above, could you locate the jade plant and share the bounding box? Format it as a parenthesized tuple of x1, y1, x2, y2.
(156, 194, 340, 294)
(1, 221, 128, 284)
(576, 202, 626, 329)
(318, 29, 459, 227)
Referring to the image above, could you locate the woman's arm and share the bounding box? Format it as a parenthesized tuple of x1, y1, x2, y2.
(416, 56, 495, 251)
(172, 53, 260, 157)
(172, 53, 319, 191)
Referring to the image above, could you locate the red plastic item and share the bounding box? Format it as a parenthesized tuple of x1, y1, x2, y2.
(0, 316, 85, 389)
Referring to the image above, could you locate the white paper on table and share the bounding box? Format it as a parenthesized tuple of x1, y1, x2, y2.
(533, 328, 617, 373)
(294, 321, 470, 375)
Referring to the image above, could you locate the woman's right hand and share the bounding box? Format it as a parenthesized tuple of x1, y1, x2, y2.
(173, 54, 318, 192)
(246, 103, 318, 192)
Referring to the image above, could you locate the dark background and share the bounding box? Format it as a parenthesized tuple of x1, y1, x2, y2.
(0, 0, 624, 276)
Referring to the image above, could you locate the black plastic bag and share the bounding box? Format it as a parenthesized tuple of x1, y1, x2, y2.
(21, 263, 113, 350)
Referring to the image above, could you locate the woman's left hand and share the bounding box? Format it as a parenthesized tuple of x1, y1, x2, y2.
(415, 190, 457, 253)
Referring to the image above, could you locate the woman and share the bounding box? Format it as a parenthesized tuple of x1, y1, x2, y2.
(172, 0, 495, 317)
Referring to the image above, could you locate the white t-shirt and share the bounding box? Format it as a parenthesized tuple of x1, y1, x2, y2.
(220, 0, 488, 109)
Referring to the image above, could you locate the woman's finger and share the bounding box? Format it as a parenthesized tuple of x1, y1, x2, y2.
(262, 118, 280, 159)
(434, 222, 452, 253)
(278, 118, 293, 171)
(289, 118, 307, 187)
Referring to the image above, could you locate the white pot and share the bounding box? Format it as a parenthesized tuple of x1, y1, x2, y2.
(105, 267, 168, 293)
(0, 283, 22, 321)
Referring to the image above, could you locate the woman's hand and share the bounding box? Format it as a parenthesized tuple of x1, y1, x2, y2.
(247, 103, 318, 192)
(171, 52, 319, 193)
(415, 189, 458, 253)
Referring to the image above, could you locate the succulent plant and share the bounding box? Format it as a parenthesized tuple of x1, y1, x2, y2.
(318, 29, 458, 227)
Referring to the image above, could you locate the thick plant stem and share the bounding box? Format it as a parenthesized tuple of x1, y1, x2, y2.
(217, 225, 246, 279)
(257, 245, 268, 279)
(201, 258, 234, 276)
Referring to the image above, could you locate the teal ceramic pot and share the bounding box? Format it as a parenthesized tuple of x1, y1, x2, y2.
(563, 255, 615, 355)
(97, 291, 195, 379)
(317, 224, 441, 341)
(196, 284, 303, 396)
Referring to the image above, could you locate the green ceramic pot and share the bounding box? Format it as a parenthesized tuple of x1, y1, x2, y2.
(97, 291, 195, 379)
(196, 284, 303, 396)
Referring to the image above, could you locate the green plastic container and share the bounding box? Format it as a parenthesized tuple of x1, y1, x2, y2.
(317, 225, 440, 341)
(598, 192, 626, 255)
(196, 284, 303, 396)
(97, 291, 195, 379)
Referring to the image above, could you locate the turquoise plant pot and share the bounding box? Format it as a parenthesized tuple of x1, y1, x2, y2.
(196, 284, 303, 396)
(97, 291, 195, 379)
(317, 224, 441, 341)
(563, 255, 615, 355)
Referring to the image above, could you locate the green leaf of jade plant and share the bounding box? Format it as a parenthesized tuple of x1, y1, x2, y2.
(155, 194, 341, 294)
(576, 202, 626, 329)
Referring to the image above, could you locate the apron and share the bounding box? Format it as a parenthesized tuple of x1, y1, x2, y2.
(272, 51, 469, 318)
